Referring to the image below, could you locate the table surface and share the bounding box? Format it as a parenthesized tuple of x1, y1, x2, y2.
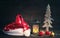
(0, 34, 60, 38)
(0, 30, 60, 38)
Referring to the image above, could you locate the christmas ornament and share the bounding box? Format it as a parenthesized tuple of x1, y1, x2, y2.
(42, 4, 53, 31)
(50, 31, 55, 37)
(45, 31, 51, 36)
(39, 30, 45, 36)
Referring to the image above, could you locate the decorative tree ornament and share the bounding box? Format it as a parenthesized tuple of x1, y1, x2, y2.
(42, 4, 54, 31)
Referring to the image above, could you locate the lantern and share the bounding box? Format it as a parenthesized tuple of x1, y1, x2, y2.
(32, 25, 39, 34)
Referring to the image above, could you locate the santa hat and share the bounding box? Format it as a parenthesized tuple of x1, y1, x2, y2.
(3, 14, 31, 36)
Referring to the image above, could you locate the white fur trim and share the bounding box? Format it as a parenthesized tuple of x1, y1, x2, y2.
(24, 29, 31, 37)
(4, 28, 24, 36)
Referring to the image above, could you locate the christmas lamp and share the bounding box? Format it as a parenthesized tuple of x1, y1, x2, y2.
(32, 25, 39, 34)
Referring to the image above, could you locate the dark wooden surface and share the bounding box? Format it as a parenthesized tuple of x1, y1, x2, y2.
(0, 31, 60, 38)
(0, 34, 57, 38)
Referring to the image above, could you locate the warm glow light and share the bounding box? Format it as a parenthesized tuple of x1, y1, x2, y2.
(33, 28, 38, 33)
(32, 25, 39, 34)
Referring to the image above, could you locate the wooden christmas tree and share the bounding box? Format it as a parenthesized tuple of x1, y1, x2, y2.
(42, 4, 54, 31)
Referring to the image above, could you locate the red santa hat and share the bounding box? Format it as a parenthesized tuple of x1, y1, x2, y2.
(3, 14, 30, 36)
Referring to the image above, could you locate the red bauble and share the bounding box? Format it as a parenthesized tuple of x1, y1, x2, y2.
(39, 31, 45, 36)
(45, 31, 51, 35)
